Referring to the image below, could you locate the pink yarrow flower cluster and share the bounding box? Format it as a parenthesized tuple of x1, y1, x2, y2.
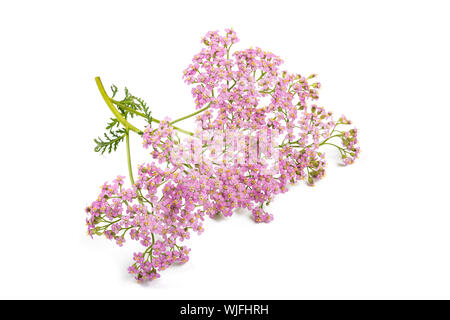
(87, 29, 360, 282)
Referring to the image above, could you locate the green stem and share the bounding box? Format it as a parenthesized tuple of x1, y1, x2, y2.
(256, 71, 267, 82)
(125, 132, 149, 206)
(227, 44, 233, 60)
(150, 118, 193, 136)
(95, 77, 143, 135)
(322, 142, 347, 153)
(112, 99, 147, 118)
(170, 103, 211, 125)
(171, 125, 194, 136)
(125, 130, 135, 185)
(113, 98, 193, 136)
(228, 80, 237, 91)
(319, 134, 342, 146)
(111, 99, 193, 136)
(328, 122, 341, 137)
(278, 133, 342, 149)
(97, 77, 194, 137)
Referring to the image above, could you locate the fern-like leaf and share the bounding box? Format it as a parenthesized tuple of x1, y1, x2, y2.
(93, 84, 152, 155)
(94, 128, 126, 154)
(105, 117, 120, 130)
(113, 86, 152, 124)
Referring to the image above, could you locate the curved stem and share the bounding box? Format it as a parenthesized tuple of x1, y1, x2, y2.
(153, 119, 193, 136)
(97, 77, 195, 137)
(170, 103, 211, 125)
(319, 134, 342, 146)
(227, 43, 233, 60)
(95, 77, 143, 135)
(112, 99, 147, 118)
(150, 119, 193, 136)
(174, 127, 194, 136)
(256, 71, 267, 82)
(113, 98, 194, 136)
(228, 80, 237, 91)
(328, 122, 341, 137)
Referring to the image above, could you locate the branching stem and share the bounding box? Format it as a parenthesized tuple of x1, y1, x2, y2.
(95, 77, 143, 134)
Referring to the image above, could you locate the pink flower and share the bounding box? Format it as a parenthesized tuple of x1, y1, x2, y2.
(87, 28, 360, 283)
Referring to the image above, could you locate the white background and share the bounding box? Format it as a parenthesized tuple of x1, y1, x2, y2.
(0, 0, 449, 299)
